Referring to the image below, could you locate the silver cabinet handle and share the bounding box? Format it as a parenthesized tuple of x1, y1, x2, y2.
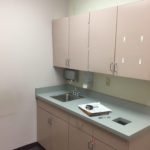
(110, 62, 114, 74)
(88, 141, 92, 150)
(77, 123, 84, 130)
(114, 63, 118, 75)
(65, 59, 68, 67)
(88, 138, 95, 150)
(48, 118, 53, 126)
(91, 137, 95, 150)
(68, 59, 70, 67)
(65, 59, 70, 68)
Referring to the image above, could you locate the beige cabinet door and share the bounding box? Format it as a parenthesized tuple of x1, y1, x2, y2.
(69, 125, 92, 150)
(116, 0, 150, 80)
(37, 107, 68, 150)
(52, 115, 68, 150)
(69, 14, 89, 71)
(37, 107, 52, 150)
(89, 7, 117, 74)
(52, 17, 69, 68)
(94, 138, 115, 150)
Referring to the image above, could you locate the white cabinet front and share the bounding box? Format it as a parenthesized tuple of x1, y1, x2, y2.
(89, 7, 117, 75)
(116, 0, 150, 80)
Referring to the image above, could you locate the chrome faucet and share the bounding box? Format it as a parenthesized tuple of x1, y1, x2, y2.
(71, 87, 80, 97)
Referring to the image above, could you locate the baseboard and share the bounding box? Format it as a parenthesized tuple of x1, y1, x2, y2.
(14, 142, 45, 150)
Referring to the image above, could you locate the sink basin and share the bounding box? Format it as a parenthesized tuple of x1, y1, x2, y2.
(51, 93, 84, 102)
(113, 117, 131, 126)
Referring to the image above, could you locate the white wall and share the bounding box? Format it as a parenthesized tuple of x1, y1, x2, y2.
(0, 0, 68, 149)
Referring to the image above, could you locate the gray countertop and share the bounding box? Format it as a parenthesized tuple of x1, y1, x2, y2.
(35, 85, 150, 140)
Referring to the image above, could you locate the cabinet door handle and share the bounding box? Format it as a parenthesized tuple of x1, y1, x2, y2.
(88, 140, 93, 150)
(48, 118, 53, 126)
(77, 121, 84, 130)
(92, 137, 96, 150)
(114, 63, 118, 75)
(110, 62, 114, 74)
(88, 141, 91, 150)
(65, 59, 70, 67)
(68, 59, 70, 67)
(65, 59, 68, 67)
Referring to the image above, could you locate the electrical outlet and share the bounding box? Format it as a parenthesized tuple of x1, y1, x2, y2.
(105, 77, 111, 86)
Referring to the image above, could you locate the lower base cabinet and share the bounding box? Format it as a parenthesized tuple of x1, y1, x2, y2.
(94, 138, 115, 150)
(69, 115, 116, 150)
(37, 100, 150, 150)
(69, 125, 115, 150)
(37, 107, 52, 150)
(69, 125, 92, 150)
(37, 107, 68, 150)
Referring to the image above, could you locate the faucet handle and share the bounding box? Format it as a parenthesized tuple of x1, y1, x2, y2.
(76, 91, 80, 97)
(71, 87, 81, 97)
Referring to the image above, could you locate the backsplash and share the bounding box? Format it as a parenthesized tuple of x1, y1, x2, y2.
(72, 71, 150, 107)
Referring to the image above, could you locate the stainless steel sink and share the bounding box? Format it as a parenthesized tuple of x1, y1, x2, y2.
(51, 93, 84, 102)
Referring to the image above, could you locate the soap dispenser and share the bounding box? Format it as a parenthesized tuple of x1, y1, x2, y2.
(63, 69, 78, 83)
(82, 72, 94, 89)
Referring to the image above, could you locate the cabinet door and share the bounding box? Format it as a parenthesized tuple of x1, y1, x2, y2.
(52, 17, 69, 68)
(89, 7, 117, 74)
(69, 14, 89, 71)
(69, 125, 92, 150)
(52, 115, 68, 150)
(37, 107, 52, 150)
(116, 0, 150, 80)
(37, 107, 68, 150)
(94, 138, 115, 150)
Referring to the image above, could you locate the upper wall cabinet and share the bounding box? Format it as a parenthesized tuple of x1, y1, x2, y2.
(52, 14, 89, 71)
(69, 14, 89, 71)
(89, 7, 117, 75)
(115, 0, 150, 80)
(52, 18, 69, 68)
(52, 0, 150, 81)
